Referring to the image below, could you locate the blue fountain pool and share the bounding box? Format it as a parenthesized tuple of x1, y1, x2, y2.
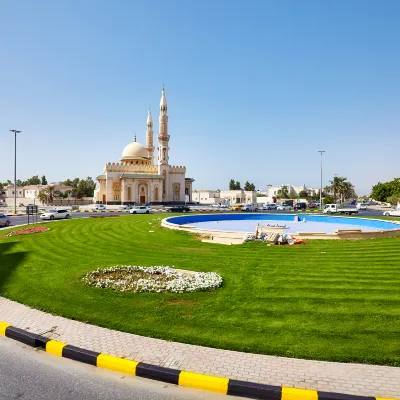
(166, 213, 400, 234)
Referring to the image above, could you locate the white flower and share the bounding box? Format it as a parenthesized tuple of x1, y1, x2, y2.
(83, 265, 223, 293)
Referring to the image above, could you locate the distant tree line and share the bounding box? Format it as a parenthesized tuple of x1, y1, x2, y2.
(0, 175, 47, 188)
(0, 175, 96, 204)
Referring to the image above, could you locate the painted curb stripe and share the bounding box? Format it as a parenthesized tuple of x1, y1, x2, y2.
(179, 371, 229, 394)
(97, 354, 138, 375)
(283, 387, 318, 400)
(46, 340, 67, 357)
(318, 392, 375, 400)
(0, 321, 398, 400)
(0, 321, 10, 336)
(136, 363, 180, 384)
(62, 344, 100, 366)
(227, 379, 282, 399)
(5, 326, 49, 348)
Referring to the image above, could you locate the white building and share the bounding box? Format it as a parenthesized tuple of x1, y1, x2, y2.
(266, 184, 319, 198)
(192, 189, 257, 205)
(0, 184, 73, 206)
(95, 88, 194, 205)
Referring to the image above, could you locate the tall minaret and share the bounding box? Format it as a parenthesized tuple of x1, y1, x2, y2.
(145, 108, 155, 163)
(158, 87, 170, 166)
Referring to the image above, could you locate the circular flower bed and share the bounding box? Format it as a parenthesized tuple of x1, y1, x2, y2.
(7, 226, 50, 237)
(83, 265, 223, 293)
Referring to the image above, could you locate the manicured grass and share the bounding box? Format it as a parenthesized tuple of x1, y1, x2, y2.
(0, 215, 399, 366)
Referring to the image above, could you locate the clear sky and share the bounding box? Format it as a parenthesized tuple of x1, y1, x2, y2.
(1, 0, 399, 195)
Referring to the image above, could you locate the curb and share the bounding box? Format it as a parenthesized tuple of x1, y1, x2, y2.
(0, 321, 396, 400)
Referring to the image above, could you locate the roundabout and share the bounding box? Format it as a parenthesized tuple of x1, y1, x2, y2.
(0, 214, 399, 368)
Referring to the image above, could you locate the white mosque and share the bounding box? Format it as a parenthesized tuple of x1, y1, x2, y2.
(95, 88, 194, 205)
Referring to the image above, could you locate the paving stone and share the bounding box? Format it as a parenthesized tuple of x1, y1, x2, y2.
(0, 296, 399, 398)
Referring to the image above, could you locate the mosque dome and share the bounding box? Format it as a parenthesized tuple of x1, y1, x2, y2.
(121, 140, 148, 161)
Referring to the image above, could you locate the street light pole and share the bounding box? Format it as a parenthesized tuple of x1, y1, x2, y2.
(318, 150, 325, 211)
(10, 130, 22, 214)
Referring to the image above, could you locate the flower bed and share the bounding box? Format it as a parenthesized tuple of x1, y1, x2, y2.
(7, 226, 50, 237)
(83, 265, 223, 293)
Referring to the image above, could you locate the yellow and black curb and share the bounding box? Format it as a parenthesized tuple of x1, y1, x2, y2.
(0, 321, 396, 400)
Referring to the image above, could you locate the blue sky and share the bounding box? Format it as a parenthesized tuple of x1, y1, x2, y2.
(1, 0, 399, 195)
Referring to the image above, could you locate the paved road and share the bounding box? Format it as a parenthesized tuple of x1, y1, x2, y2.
(1, 209, 391, 230)
(0, 336, 234, 400)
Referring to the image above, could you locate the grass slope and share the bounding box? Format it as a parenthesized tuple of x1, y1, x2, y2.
(0, 215, 399, 366)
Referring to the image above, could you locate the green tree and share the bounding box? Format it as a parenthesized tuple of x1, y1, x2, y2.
(277, 185, 289, 199)
(229, 179, 236, 190)
(323, 195, 335, 204)
(371, 179, 400, 202)
(298, 190, 309, 198)
(244, 181, 255, 191)
(41, 175, 48, 185)
(387, 195, 400, 207)
(26, 175, 40, 185)
(37, 185, 57, 205)
(235, 181, 241, 190)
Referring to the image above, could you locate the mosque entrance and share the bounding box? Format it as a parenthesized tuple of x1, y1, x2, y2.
(140, 195, 146, 204)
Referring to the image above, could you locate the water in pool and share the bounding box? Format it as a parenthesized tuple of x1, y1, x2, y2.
(169, 214, 399, 234)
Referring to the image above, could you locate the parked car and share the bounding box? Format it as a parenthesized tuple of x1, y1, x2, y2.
(356, 202, 367, 210)
(166, 206, 191, 213)
(264, 204, 277, 210)
(294, 202, 307, 211)
(308, 202, 318, 208)
(91, 205, 106, 210)
(40, 209, 72, 220)
(0, 214, 11, 227)
(277, 204, 292, 211)
(383, 209, 400, 217)
(231, 205, 242, 211)
(241, 204, 258, 212)
(129, 206, 152, 214)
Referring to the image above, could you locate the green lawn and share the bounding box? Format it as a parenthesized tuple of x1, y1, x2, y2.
(0, 215, 399, 366)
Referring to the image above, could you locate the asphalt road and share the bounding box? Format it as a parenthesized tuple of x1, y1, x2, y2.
(1, 209, 390, 229)
(0, 336, 235, 400)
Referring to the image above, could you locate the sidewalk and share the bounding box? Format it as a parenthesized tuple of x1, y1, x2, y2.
(0, 296, 399, 398)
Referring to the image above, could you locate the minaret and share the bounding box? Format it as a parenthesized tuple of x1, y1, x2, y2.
(145, 108, 155, 163)
(158, 87, 170, 166)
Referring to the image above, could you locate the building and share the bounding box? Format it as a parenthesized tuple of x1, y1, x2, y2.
(192, 189, 257, 205)
(95, 88, 194, 205)
(0, 184, 73, 207)
(266, 184, 320, 198)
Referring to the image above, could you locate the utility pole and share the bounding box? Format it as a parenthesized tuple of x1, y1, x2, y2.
(10, 130, 22, 214)
(318, 150, 326, 211)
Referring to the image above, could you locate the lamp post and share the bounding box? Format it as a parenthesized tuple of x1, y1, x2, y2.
(10, 130, 22, 214)
(318, 150, 325, 211)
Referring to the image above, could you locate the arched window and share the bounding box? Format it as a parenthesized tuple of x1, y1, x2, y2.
(154, 186, 159, 201)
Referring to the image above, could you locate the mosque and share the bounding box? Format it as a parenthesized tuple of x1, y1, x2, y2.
(95, 88, 194, 205)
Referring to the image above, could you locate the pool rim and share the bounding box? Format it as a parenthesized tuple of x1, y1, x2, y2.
(161, 212, 400, 241)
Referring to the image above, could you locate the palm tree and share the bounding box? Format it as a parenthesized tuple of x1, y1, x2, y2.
(325, 176, 347, 202)
(37, 185, 57, 205)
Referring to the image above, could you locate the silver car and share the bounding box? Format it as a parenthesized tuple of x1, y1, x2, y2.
(40, 209, 72, 220)
(0, 214, 11, 227)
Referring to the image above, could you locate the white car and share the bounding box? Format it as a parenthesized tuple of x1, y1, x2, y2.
(264, 204, 277, 210)
(129, 206, 151, 214)
(356, 203, 367, 210)
(40, 209, 72, 220)
(277, 205, 292, 211)
(383, 209, 400, 217)
(91, 205, 106, 210)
